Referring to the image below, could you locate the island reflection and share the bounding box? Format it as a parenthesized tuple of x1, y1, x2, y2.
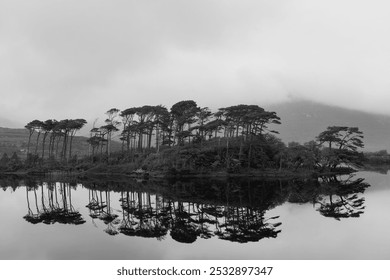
(1, 174, 370, 244)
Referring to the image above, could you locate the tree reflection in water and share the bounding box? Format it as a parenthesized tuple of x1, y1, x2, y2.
(4, 172, 370, 244)
(86, 187, 120, 235)
(119, 190, 168, 239)
(24, 180, 42, 224)
(109, 179, 284, 244)
(118, 193, 281, 244)
(315, 174, 369, 220)
(24, 180, 85, 225)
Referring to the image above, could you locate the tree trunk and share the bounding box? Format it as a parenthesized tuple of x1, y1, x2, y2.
(156, 126, 160, 153)
(55, 136, 61, 159)
(41, 133, 48, 159)
(226, 138, 230, 169)
(247, 143, 252, 168)
(62, 133, 68, 160)
(106, 133, 110, 157)
(138, 132, 143, 150)
(68, 134, 74, 160)
(27, 131, 33, 155)
(34, 132, 41, 155)
(279, 155, 283, 171)
(126, 132, 130, 153)
(148, 128, 153, 149)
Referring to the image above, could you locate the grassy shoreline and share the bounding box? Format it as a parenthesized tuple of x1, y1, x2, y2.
(0, 165, 356, 180)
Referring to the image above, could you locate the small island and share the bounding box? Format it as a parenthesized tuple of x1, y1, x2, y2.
(0, 100, 366, 179)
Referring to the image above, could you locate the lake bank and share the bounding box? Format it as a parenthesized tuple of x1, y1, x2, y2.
(0, 164, 357, 181)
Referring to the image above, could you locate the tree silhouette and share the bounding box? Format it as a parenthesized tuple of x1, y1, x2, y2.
(120, 108, 137, 153)
(104, 109, 120, 156)
(40, 119, 56, 159)
(171, 100, 199, 145)
(68, 119, 87, 159)
(316, 126, 364, 169)
(25, 120, 39, 156)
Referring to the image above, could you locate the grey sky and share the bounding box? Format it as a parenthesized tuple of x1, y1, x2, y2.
(1, 0, 390, 127)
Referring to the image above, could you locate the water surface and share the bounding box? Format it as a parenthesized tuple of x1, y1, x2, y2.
(0, 171, 389, 259)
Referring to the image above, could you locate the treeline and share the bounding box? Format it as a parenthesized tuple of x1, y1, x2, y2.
(0, 99, 366, 175)
(24, 119, 87, 163)
(362, 150, 390, 165)
(0, 119, 87, 172)
(87, 101, 281, 158)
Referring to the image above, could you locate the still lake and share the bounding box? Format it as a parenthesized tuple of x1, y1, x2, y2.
(0, 171, 389, 260)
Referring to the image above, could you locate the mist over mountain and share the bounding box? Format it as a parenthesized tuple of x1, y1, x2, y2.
(268, 100, 390, 152)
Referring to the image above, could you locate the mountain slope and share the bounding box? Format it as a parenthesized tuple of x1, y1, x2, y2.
(268, 100, 390, 152)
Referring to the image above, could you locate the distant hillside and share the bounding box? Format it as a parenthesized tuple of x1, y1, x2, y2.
(268, 100, 390, 152)
(0, 117, 23, 128)
(0, 127, 121, 157)
(0, 127, 29, 156)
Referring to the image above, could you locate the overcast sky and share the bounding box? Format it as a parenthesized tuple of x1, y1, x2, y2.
(1, 0, 390, 127)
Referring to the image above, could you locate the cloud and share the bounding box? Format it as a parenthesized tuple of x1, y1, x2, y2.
(1, 0, 390, 127)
